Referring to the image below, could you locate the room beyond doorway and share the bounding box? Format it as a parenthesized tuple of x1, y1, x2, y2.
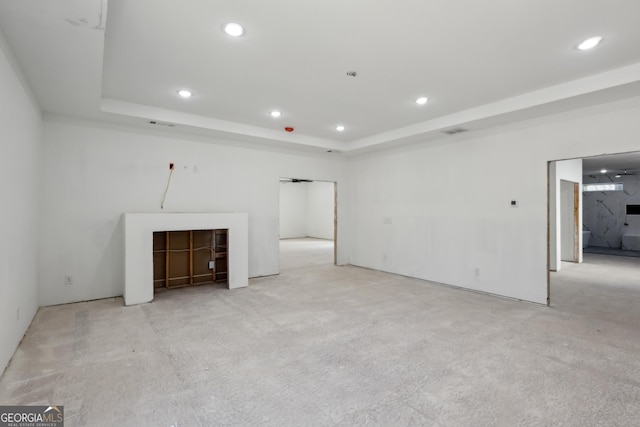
(548, 151, 640, 305)
(279, 178, 337, 271)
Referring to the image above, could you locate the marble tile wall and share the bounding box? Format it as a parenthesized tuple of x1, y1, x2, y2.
(583, 173, 640, 248)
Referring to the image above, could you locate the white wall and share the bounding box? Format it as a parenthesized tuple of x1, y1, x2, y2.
(550, 159, 583, 270)
(0, 32, 41, 373)
(348, 96, 640, 305)
(38, 117, 349, 306)
(279, 182, 308, 238)
(279, 181, 334, 240)
(307, 181, 334, 240)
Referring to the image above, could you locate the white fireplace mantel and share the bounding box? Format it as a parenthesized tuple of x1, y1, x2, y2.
(122, 212, 249, 305)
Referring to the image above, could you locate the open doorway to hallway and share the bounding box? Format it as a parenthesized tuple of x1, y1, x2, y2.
(279, 178, 336, 271)
(548, 152, 640, 305)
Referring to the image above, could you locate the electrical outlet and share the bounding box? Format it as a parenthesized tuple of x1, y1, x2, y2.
(65, 275, 73, 286)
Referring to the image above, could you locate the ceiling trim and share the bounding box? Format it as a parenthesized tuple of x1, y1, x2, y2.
(346, 62, 640, 151)
(100, 98, 342, 151)
(101, 62, 640, 153)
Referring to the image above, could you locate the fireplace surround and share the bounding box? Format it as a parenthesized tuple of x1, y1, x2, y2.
(122, 213, 249, 305)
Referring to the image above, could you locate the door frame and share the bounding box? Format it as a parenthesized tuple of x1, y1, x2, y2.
(278, 177, 338, 268)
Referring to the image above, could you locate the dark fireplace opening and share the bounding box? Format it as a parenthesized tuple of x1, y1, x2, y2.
(153, 229, 228, 292)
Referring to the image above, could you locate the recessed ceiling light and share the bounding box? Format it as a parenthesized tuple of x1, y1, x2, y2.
(224, 22, 244, 37)
(270, 111, 281, 118)
(615, 174, 622, 178)
(336, 125, 345, 132)
(177, 90, 192, 98)
(600, 169, 607, 174)
(578, 36, 603, 50)
(416, 97, 429, 105)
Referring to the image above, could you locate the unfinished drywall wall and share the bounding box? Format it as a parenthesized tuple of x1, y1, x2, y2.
(38, 116, 349, 306)
(307, 181, 334, 240)
(280, 180, 334, 240)
(348, 96, 640, 304)
(0, 33, 41, 373)
(279, 182, 308, 238)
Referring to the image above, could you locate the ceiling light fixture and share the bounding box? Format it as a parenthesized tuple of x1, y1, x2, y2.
(177, 90, 192, 98)
(270, 111, 281, 118)
(615, 174, 622, 178)
(336, 125, 345, 132)
(600, 169, 607, 174)
(224, 22, 244, 37)
(578, 36, 603, 50)
(416, 97, 429, 105)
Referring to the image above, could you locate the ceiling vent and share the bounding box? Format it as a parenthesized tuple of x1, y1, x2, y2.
(149, 120, 176, 127)
(280, 178, 313, 183)
(443, 127, 468, 135)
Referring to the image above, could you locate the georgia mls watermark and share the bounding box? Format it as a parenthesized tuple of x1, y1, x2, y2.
(0, 405, 63, 427)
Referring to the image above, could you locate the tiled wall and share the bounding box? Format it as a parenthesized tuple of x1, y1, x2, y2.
(583, 173, 640, 248)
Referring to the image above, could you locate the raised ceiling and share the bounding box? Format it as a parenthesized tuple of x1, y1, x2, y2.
(1, 0, 640, 153)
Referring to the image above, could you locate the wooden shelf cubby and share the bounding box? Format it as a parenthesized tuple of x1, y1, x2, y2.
(152, 229, 228, 292)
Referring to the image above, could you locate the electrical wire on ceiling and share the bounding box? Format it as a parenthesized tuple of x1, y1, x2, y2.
(161, 163, 174, 209)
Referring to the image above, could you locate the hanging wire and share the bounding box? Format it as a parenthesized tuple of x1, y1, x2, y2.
(161, 167, 174, 209)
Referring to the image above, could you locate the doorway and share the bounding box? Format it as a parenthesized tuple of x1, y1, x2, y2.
(548, 151, 640, 306)
(279, 178, 337, 271)
(582, 153, 640, 257)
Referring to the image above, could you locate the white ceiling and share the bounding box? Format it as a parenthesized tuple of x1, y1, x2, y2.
(1, 0, 640, 153)
(582, 152, 640, 175)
